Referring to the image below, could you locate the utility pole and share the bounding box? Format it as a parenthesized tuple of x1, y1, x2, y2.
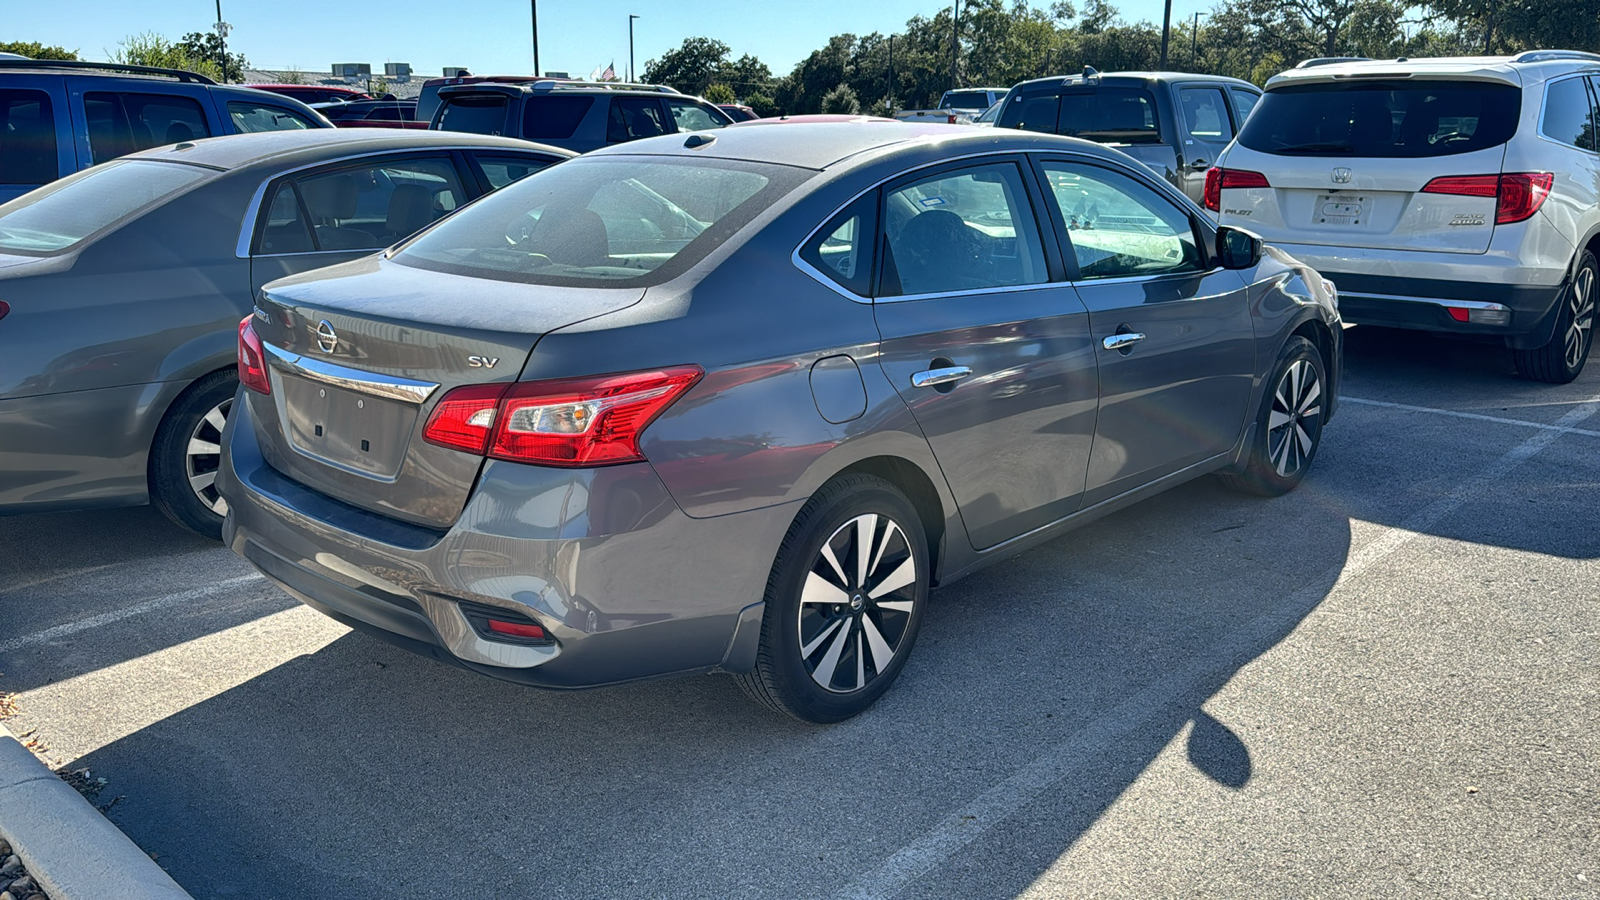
(1483, 0, 1496, 53)
(531, 0, 541, 76)
(1159, 0, 1172, 68)
(213, 0, 230, 82)
(1191, 12, 1203, 66)
(949, 0, 961, 92)
(629, 15, 639, 82)
(887, 34, 895, 111)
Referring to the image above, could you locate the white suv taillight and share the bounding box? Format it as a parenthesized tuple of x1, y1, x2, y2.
(422, 366, 703, 467)
(1204, 167, 1270, 212)
(1420, 173, 1553, 224)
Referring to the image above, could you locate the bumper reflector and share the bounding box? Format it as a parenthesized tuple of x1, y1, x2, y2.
(1445, 305, 1510, 326)
(488, 619, 547, 640)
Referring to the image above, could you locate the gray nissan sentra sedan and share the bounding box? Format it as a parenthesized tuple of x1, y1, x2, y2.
(219, 123, 1341, 722)
(0, 129, 569, 538)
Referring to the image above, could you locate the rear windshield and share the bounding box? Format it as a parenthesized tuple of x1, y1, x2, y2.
(522, 96, 594, 139)
(1238, 80, 1522, 157)
(394, 156, 808, 287)
(0, 159, 208, 254)
(436, 95, 510, 135)
(1004, 88, 1163, 143)
(943, 91, 996, 109)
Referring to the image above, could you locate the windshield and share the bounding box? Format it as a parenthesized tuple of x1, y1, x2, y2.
(395, 156, 808, 287)
(0, 159, 209, 254)
(1237, 81, 1521, 157)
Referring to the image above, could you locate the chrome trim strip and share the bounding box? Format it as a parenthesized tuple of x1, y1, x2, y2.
(1344, 292, 1509, 311)
(262, 342, 439, 403)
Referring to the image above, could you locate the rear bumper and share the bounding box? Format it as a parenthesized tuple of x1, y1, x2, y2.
(219, 399, 796, 688)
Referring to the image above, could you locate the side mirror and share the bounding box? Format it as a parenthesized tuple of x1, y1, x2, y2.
(1216, 226, 1263, 270)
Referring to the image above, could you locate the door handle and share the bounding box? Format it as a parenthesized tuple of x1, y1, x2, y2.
(1102, 332, 1147, 352)
(910, 366, 972, 389)
(1189, 158, 1209, 171)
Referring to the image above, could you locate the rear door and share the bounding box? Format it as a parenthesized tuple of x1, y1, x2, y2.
(870, 157, 1100, 550)
(1038, 156, 1255, 504)
(68, 81, 220, 169)
(0, 76, 70, 202)
(1218, 78, 1521, 254)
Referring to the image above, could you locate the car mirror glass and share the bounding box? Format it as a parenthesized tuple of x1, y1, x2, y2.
(1216, 226, 1262, 270)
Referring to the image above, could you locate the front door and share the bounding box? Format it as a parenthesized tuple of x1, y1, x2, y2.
(871, 159, 1099, 550)
(1174, 85, 1238, 204)
(1037, 158, 1255, 505)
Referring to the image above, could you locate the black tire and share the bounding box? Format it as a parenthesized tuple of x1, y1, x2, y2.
(1513, 250, 1596, 385)
(148, 370, 237, 540)
(735, 474, 929, 724)
(1220, 336, 1326, 497)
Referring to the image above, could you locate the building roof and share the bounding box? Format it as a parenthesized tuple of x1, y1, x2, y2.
(242, 68, 425, 100)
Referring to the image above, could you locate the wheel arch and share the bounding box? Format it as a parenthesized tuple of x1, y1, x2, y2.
(143, 363, 238, 478)
(1289, 315, 1339, 422)
(827, 455, 949, 586)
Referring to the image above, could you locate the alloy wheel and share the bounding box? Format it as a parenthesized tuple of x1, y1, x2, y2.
(796, 512, 919, 693)
(185, 397, 231, 517)
(1267, 359, 1322, 478)
(1564, 266, 1595, 372)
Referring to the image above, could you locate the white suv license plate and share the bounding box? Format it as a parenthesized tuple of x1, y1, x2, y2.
(1318, 196, 1366, 226)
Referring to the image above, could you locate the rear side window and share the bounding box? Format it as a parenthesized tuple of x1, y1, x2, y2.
(437, 95, 510, 135)
(800, 192, 877, 296)
(1238, 81, 1521, 158)
(1056, 89, 1161, 143)
(522, 96, 594, 139)
(0, 89, 58, 186)
(1229, 88, 1260, 123)
(608, 98, 669, 142)
(291, 157, 467, 252)
(227, 101, 316, 133)
(0, 159, 208, 254)
(1541, 77, 1597, 152)
(998, 94, 1061, 133)
(84, 92, 212, 164)
(473, 154, 556, 189)
(257, 182, 313, 254)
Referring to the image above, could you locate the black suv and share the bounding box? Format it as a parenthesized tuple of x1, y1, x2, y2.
(430, 80, 733, 152)
(994, 69, 1261, 207)
(0, 60, 331, 203)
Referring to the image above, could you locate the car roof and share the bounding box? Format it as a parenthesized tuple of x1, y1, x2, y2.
(588, 121, 1136, 171)
(1012, 70, 1259, 92)
(1265, 52, 1600, 88)
(123, 128, 573, 172)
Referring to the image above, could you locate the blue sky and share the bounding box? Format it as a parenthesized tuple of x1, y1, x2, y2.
(3, 0, 1201, 81)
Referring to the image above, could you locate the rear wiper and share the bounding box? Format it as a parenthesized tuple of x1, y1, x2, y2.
(1271, 141, 1354, 154)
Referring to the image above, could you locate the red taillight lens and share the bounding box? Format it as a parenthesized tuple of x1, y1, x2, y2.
(1204, 168, 1269, 212)
(423, 366, 702, 467)
(1421, 173, 1553, 225)
(490, 366, 703, 467)
(422, 383, 508, 454)
(0, 300, 10, 321)
(237, 317, 271, 395)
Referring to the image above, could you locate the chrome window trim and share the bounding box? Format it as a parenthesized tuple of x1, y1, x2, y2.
(234, 145, 551, 259)
(262, 342, 440, 403)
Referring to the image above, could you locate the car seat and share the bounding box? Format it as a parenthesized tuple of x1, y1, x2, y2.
(299, 175, 374, 250)
(893, 209, 984, 295)
(527, 206, 611, 268)
(384, 184, 436, 241)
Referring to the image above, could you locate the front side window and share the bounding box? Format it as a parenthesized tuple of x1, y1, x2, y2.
(0, 159, 208, 254)
(607, 98, 668, 142)
(522, 96, 594, 139)
(395, 157, 802, 286)
(1041, 161, 1203, 280)
(1238, 81, 1521, 158)
(292, 157, 467, 252)
(472, 153, 557, 190)
(436, 95, 509, 135)
(800, 193, 877, 296)
(227, 101, 315, 133)
(882, 163, 1048, 297)
(664, 99, 728, 133)
(84, 92, 212, 164)
(1056, 88, 1161, 143)
(1179, 87, 1235, 141)
(0, 89, 57, 186)
(1542, 77, 1597, 152)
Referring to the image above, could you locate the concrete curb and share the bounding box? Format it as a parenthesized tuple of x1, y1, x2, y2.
(0, 725, 192, 900)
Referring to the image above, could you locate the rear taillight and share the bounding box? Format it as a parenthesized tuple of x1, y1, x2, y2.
(0, 300, 9, 321)
(1204, 168, 1269, 212)
(1421, 173, 1553, 225)
(422, 366, 703, 467)
(237, 317, 271, 395)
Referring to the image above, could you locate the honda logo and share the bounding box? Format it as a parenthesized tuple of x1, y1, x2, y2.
(1331, 167, 1353, 184)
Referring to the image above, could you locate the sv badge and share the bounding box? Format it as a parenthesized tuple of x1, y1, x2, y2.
(467, 356, 500, 369)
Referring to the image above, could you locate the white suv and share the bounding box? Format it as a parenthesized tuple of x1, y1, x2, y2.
(1206, 52, 1600, 382)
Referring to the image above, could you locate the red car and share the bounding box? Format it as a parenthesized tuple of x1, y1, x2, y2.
(248, 84, 374, 105)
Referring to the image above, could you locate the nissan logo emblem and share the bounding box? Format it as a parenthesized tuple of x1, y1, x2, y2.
(1331, 167, 1353, 184)
(315, 320, 339, 354)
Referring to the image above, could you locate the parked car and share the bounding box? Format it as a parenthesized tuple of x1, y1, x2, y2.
(730, 114, 897, 126)
(431, 80, 734, 152)
(1208, 51, 1600, 383)
(0, 129, 572, 537)
(313, 99, 425, 129)
(249, 84, 374, 105)
(219, 122, 1340, 722)
(894, 87, 1009, 125)
(0, 60, 333, 203)
(994, 69, 1261, 206)
(717, 103, 759, 122)
(417, 74, 548, 125)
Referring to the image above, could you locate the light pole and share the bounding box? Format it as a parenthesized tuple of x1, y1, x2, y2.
(213, 0, 230, 82)
(531, 0, 541, 76)
(1159, 0, 1173, 68)
(1191, 12, 1206, 67)
(949, 0, 961, 92)
(629, 14, 640, 82)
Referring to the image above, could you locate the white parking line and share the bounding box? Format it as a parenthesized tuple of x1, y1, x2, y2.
(839, 398, 1600, 900)
(0, 573, 266, 655)
(1344, 396, 1600, 438)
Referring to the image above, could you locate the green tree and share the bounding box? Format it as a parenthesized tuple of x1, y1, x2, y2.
(1425, 0, 1600, 52)
(176, 31, 248, 82)
(0, 41, 78, 60)
(704, 83, 737, 104)
(821, 83, 862, 114)
(643, 37, 732, 95)
(745, 91, 778, 117)
(110, 32, 228, 81)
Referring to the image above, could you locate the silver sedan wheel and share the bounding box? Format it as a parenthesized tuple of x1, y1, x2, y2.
(1267, 359, 1322, 479)
(1564, 265, 1595, 371)
(796, 512, 919, 694)
(185, 398, 231, 517)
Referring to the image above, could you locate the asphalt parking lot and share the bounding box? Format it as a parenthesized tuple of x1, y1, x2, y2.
(2, 324, 1597, 899)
